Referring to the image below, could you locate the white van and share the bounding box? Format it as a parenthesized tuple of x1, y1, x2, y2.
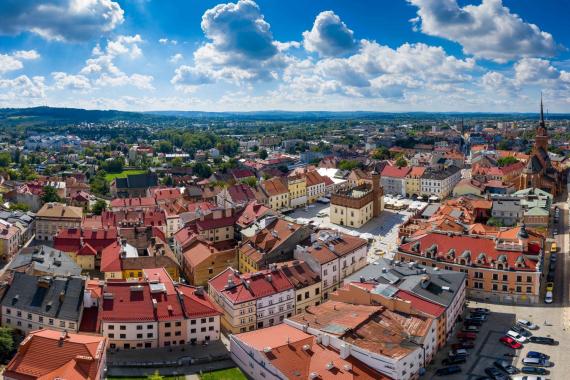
(545, 291, 553, 304)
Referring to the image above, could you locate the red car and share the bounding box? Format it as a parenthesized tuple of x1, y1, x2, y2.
(457, 332, 477, 340)
(452, 341, 475, 350)
(500, 336, 522, 349)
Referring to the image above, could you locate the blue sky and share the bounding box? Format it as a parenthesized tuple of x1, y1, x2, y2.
(0, 0, 569, 112)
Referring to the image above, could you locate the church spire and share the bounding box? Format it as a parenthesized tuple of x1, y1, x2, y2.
(540, 92, 545, 127)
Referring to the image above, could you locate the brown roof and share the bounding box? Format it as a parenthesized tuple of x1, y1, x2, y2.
(277, 261, 321, 289)
(301, 230, 367, 264)
(37, 203, 83, 219)
(305, 170, 326, 187)
(262, 177, 288, 196)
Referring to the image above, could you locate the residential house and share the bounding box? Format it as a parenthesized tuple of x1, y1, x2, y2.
(261, 177, 290, 211)
(405, 166, 426, 198)
(110, 173, 158, 198)
(304, 170, 327, 203)
(287, 175, 307, 208)
(181, 238, 238, 286)
(278, 261, 322, 314)
(491, 195, 523, 226)
(1, 272, 84, 334)
(7, 246, 82, 277)
(35, 203, 82, 241)
(3, 330, 106, 380)
(420, 165, 462, 199)
(294, 229, 368, 299)
(381, 165, 410, 196)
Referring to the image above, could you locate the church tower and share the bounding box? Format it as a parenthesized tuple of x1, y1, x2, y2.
(535, 95, 549, 151)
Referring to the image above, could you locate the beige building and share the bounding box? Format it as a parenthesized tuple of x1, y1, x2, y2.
(405, 166, 426, 198)
(261, 177, 290, 211)
(0, 221, 21, 258)
(35, 203, 82, 241)
(278, 261, 322, 314)
(330, 172, 383, 228)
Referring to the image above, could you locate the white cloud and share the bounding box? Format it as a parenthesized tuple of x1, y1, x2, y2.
(183, 0, 287, 85)
(159, 38, 178, 45)
(106, 35, 143, 59)
(169, 53, 184, 64)
(12, 50, 40, 60)
(0, 55, 24, 74)
(95, 73, 154, 89)
(0, 75, 46, 99)
(51, 72, 91, 91)
(303, 11, 359, 57)
(171, 65, 214, 92)
(514, 58, 560, 85)
(0, 0, 124, 42)
(408, 0, 558, 62)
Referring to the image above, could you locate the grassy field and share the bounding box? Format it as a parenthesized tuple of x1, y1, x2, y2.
(107, 376, 184, 380)
(199, 367, 247, 380)
(104, 169, 146, 181)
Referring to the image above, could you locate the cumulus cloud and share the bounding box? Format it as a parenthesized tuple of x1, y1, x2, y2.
(0, 55, 24, 74)
(95, 73, 154, 89)
(408, 0, 558, 62)
(159, 38, 178, 45)
(12, 50, 40, 60)
(0, 0, 124, 42)
(514, 58, 560, 85)
(51, 72, 91, 91)
(171, 65, 214, 92)
(169, 53, 183, 64)
(303, 11, 359, 57)
(177, 0, 287, 86)
(106, 35, 143, 59)
(0, 75, 46, 99)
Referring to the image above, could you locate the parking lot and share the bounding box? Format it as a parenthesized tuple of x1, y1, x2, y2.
(287, 198, 425, 261)
(424, 300, 569, 379)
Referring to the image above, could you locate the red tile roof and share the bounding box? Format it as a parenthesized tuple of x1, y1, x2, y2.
(235, 201, 274, 228)
(177, 285, 222, 319)
(381, 165, 411, 178)
(150, 187, 181, 201)
(399, 232, 538, 271)
(4, 330, 106, 380)
(100, 241, 122, 272)
(209, 267, 293, 304)
(227, 183, 257, 203)
(100, 281, 156, 322)
(110, 197, 157, 208)
(54, 228, 117, 254)
(396, 290, 445, 318)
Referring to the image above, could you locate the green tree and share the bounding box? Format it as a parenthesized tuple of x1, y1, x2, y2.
(91, 200, 107, 215)
(90, 172, 110, 196)
(338, 160, 359, 171)
(147, 371, 164, 380)
(171, 157, 183, 167)
(259, 148, 268, 159)
(241, 177, 258, 187)
(10, 203, 30, 212)
(193, 162, 212, 179)
(41, 186, 62, 203)
(395, 156, 408, 168)
(157, 140, 173, 154)
(0, 152, 11, 167)
(372, 147, 390, 160)
(0, 326, 15, 361)
(497, 156, 519, 167)
(101, 158, 124, 173)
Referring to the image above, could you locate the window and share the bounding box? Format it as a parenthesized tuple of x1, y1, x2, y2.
(120, 325, 126, 330)
(208, 317, 214, 322)
(191, 328, 196, 333)
(5, 309, 10, 315)
(120, 334, 126, 339)
(165, 332, 171, 337)
(165, 322, 171, 328)
(137, 334, 143, 339)
(201, 327, 206, 332)
(516, 286, 522, 293)
(502, 285, 508, 292)
(175, 331, 181, 336)
(191, 320, 196, 325)
(209, 326, 214, 331)
(297, 294, 302, 302)
(526, 286, 532, 293)
(108, 325, 114, 330)
(147, 333, 153, 338)
(502, 274, 508, 281)
(147, 325, 153, 329)
(527, 276, 532, 283)
(175, 321, 182, 327)
(137, 325, 143, 330)
(201, 318, 206, 323)
(516, 276, 522, 283)
(49, 319, 54, 325)
(492, 273, 498, 281)
(27, 313, 32, 320)
(109, 333, 115, 338)
(59, 321, 65, 327)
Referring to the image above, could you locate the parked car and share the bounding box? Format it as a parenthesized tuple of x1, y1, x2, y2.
(450, 348, 469, 357)
(521, 366, 549, 375)
(512, 376, 547, 380)
(510, 325, 532, 337)
(443, 355, 466, 365)
(469, 313, 488, 321)
(499, 336, 522, 349)
(464, 319, 484, 327)
(529, 336, 558, 345)
(457, 332, 477, 340)
(549, 253, 557, 262)
(452, 341, 475, 350)
(473, 308, 490, 314)
(506, 330, 527, 343)
(522, 357, 551, 367)
(544, 291, 553, 304)
(485, 367, 510, 380)
(435, 365, 462, 376)
(517, 319, 538, 330)
(545, 283, 554, 293)
(547, 271, 555, 282)
(462, 325, 480, 333)
(526, 351, 549, 360)
(494, 359, 519, 374)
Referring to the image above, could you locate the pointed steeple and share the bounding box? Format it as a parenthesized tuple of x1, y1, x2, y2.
(540, 92, 545, 127)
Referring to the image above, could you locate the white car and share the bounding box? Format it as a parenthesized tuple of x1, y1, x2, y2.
(517, 319, 538, 330)
(506, 330, 527, 343)
(545, 291, 553, 304)
(512, 376, 547, 380)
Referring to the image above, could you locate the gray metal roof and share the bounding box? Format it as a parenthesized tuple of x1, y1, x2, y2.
(345, 257, 466, 308)
(1, 272, 85, 321)
(8, 246, 82, 277)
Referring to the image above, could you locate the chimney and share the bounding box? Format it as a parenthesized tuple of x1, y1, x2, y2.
(267, 274, 272, 283)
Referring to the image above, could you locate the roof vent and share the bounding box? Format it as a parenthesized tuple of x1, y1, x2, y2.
(130, 285, 144, 292)
(302, 344, 311, 351)
(309, 372, 319, 380)
(263, 347, 272, 353)
(442, 286, 451, 291)
(343, 363, 353, 371)
(326, 361, 335, 370)
(103, 293, 114, 300)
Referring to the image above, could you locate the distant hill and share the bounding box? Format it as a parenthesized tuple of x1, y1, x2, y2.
(1, 106, 569, 127)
